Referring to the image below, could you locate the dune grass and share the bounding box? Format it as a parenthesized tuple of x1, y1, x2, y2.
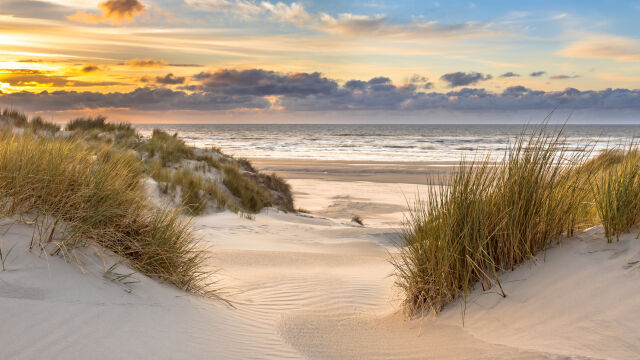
(142, 129, 194, 166)
(170, 168, 229, 215)
(66, 116, 139, 148)
(392, 127, 597, 315)
(351, 215, 364, 225)
(1, 109, 28, 127)
(27, 116, 60, 134)
(259, 172, 294, 212)
(0, 130, 213, 295)
(66, 116, 134, 134)
(223, 164, 272, 213)
(591, 147, 640, 242)
(1, 109, 60, 134)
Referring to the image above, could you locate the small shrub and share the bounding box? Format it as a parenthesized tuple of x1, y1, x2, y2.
(351, 215, 364, 225)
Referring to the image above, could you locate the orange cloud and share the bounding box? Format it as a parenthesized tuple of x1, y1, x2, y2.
(67, 0, 146, 25)
(81, 64, 101, 73)
(560, 35, 640, 62)
(124, 58, 168, 67)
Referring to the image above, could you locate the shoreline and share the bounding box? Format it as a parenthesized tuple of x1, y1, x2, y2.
(250, 158, 458, 185)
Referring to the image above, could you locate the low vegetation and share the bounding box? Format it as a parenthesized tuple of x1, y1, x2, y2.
(591, 148, 640, 241)
(351, 215, 364, 225)
(63, 118, 293, 214)
(1, 109, 60, 134)
(0, 108, 296, 298)
(168, 168, 230, 215)
(0, 130, 212, 294)
(223, 164, 272, 213)
(142, 129, 194, 166)
(392, 127, 640, 316)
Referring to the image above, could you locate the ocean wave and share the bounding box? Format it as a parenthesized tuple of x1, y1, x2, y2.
(134, 124, 635, 162)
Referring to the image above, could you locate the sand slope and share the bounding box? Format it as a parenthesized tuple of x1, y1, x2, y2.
(1, 188, 639, 359)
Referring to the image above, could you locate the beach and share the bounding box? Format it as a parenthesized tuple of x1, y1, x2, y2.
(3, 0, 639, 357)
(2, 156, 639, 359)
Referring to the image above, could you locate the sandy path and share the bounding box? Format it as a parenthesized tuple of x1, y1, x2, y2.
(196, 211, 555, 359)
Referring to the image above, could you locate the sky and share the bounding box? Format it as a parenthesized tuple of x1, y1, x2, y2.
(0, 0, 639, 123)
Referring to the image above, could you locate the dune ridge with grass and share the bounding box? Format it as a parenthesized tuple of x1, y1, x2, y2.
(0, 109, 294, 295)
(392, 125, 640, 317)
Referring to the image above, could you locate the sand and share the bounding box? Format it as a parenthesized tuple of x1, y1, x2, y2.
(250, 158, 458, 184)
(1, 161, 639, 359)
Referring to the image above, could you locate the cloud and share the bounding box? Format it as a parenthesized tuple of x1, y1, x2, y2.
(99, 0, 144, 20)
(440, 71, 492, 87)
(2, 68, 639, 113)
(185, 0, 308, 24)
(499, 72, 520, 78)
(550, 74, 580, 80)
(0, 69, 119, 87)
(191, 69, 338, 96)
(124, 59, 168, 67)
(530, 71, 546, 77)
(0, 87, 269, 111)
(185, 0, 262, 17)
(260, 1, 310, 25)
(407, 74, 433, 89)
(155, 73, 186, 85)
(315, 13, 494, 38)
(81, 65, 100, 73)
(67, 0, 146, 24)
(0, 0, 70, 20)
(560, 35, 640, 62)
(67, 11, 102, 24)
(503, 85, 530, 94)
(185, 0, 496, 38)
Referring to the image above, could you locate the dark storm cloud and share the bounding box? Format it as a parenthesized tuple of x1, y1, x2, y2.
(155, 73, 186, 85)
(530, 71, 546, 77)
(440, 71, 492, 87)
(2, 68, 639, 113)
(499, 72, 520, 78)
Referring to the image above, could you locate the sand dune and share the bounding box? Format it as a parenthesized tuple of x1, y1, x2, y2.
(1, 179, 639, 359)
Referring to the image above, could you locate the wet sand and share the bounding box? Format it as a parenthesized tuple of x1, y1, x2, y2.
(250, 158, 458, 184)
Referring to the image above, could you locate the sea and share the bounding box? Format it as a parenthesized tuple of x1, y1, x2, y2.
(134, 124, 639, 162)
